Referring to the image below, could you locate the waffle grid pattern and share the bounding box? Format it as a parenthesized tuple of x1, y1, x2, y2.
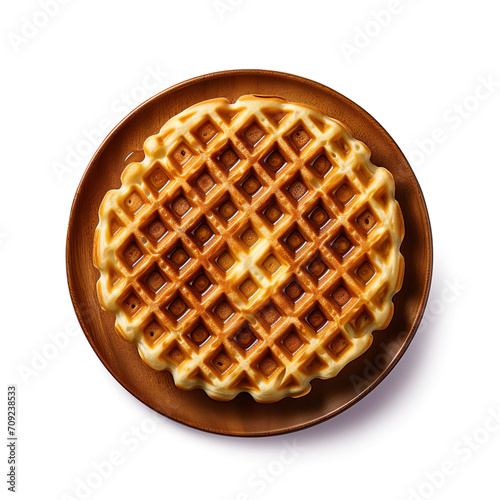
(94, 95, 404, 402)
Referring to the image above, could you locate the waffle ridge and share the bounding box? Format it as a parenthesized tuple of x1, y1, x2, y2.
(94, 95, 405, 402)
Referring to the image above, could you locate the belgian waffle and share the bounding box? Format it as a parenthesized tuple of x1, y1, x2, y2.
(93, 95, 404, 403)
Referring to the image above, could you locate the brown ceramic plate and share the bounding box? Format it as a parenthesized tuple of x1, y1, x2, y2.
(66, 70, 432, 436)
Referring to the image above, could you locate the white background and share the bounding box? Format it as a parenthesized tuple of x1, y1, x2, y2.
(2, 0, 499, 499)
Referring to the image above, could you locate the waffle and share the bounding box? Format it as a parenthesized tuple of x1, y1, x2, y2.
(93, 95, 404, 403)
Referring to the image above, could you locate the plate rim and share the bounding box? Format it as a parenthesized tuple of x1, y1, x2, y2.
(66, 69, 433, 437)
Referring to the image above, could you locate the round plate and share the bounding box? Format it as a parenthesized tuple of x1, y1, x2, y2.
(66, 70, 432, 436)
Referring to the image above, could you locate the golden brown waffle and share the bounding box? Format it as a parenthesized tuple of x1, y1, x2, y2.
(93, 95, 404, 403)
